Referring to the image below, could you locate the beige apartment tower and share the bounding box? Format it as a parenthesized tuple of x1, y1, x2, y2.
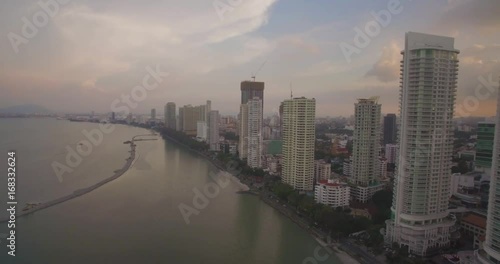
(350, 97, 383, 203)
(281, 97, 316, 192)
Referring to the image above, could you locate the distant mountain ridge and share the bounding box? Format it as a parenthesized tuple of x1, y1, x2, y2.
(0, 104, 52, 114)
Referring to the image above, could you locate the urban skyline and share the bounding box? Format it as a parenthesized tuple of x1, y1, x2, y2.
(1, 1, 500, 263)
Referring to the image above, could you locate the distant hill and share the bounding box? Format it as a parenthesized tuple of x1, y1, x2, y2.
(0, 104, 52, 114)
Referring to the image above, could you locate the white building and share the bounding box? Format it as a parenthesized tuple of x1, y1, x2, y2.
(197, 121, 207, 141)
(282, 97, 316, 192)
(478, 78, 500, 263)
(315, 179, 350, 208)
(315, 160, 331, 182)
(351, 97, 383, 203)
(380, 158, 387, 180)
(343, 158, 352, 177)
(385, 144, 398, 164)
(450, 173, 475, 196)
(208, 110, 220, 151)
(247, 98, 263, 168)
(385, 32, 460, 257)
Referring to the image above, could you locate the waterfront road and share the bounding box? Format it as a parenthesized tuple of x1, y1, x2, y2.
(339, 238, 383, 264)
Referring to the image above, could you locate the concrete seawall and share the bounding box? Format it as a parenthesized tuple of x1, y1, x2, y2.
(0, 142, 137, 223)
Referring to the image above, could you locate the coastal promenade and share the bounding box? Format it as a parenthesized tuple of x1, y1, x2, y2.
(0, 141, 138, 223)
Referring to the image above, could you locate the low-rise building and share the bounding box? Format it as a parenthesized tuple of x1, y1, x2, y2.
(314, 179, 350, 208)
(350, 183, 385, 203)
(460, 213, 486, 249)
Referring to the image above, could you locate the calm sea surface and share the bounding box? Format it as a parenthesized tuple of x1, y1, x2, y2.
(0, 118, 340, 264)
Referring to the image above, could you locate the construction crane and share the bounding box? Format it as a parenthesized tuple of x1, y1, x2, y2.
(251, 59, 268, 82)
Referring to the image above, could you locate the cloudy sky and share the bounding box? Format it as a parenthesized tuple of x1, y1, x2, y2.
(0, 0, 499, 117)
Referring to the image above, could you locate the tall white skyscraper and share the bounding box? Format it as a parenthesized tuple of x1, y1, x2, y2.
(208, 110, 220, 151)
(247, 98, 262, 168)
(385, 32, 460, 256)
(282, 97, 316, 192)
(478, 80, 500, 264)
(350, 97, 383, 203)
(197, 121, 207, 140)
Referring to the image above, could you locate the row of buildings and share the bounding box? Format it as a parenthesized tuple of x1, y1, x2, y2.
(148, 31, 500, 262)
(276, 31, 500, 262)
(158, 101, 220, 151)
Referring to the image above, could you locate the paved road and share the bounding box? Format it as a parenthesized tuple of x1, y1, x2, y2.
(339, 238, 383, 264)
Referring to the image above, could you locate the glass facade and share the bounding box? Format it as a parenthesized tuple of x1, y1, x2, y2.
(477, 123, 495, 169)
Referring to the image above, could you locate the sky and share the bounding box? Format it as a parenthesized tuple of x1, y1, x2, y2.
(0, 0, 499, 117)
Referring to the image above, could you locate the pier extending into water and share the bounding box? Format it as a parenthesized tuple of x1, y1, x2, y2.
(0, 136, 150, 223)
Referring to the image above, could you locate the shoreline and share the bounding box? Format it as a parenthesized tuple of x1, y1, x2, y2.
(162, 133, 359, 264)
(161, 133, 251, 191)
(260, 194, 360, 264)
(0, 141, 138, 223)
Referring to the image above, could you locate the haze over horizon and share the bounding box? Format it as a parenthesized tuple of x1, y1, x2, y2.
(1, 0, 499, 116)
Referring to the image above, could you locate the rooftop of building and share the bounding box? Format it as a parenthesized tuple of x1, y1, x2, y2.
(461, 213, 486, 229)
(317, 179, 347, 187)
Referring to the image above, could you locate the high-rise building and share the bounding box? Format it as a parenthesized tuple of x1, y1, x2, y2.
(238, 104, 249, 160)
(239, 81, 264, 160)
(282, 97, 316, 192)
(343, 158, 352, 177)
(350, 97, 383, 203)
(177, 107, 184, 131)
(151, 108, 156, 120)
(208, 110, 220, 151)
(197, 121, 207, 140)
(380, 157, 387, 180)
(384, 114, 397, 145)
(165, 102, 176, 129)
(385, 144, 398, 164)
(479, 81, 500, 264)
(315, 160, 331, 182)
(247, 98, 263, 168)
(476, 122, 495, 172)
(385, 32, 460, 256)
(279, 102, 284, 138)
(199, 105, 206, 123)
(241, 81, 264, 105)
(205, 100, 212, 123)
(181, 105, 201, 136)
